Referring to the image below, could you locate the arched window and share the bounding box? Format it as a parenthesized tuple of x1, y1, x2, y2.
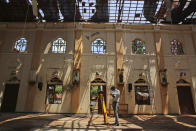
(170, 40, 184, 55)
(52, 38, 66, 53)
(91, 38, 106, 54)
(14, 38, 27, 52)
(132, 39, 146, 54)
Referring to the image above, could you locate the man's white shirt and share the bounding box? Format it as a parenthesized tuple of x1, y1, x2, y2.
(112, 89, 120, 102)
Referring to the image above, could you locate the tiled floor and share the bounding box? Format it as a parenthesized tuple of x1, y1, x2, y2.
(0, 113, 196, 131)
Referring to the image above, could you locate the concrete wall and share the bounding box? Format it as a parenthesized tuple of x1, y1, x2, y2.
(0, 23, 196, 114)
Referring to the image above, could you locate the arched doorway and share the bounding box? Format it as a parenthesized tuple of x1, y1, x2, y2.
(46, 73, 63, 105)
(1, 73, 20, 112)
(1, 84, 20, 112)
(134, 74, 150, 105)
(176, 79, 195, 114)
(90, 75, 106, 114)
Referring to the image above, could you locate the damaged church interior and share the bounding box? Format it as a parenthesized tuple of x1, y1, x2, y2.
(0, 0, 196, 116)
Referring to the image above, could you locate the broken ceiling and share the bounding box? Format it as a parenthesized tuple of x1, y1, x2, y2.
(0, 0, 196, 24)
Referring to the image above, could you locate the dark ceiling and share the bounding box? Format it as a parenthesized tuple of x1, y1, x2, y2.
(0, 0, 196, 24)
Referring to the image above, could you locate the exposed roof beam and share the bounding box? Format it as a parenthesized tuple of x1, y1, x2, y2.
(117, 0, 125, 22)
(165, 0, 172, 22)
(32, 0, 38, 17)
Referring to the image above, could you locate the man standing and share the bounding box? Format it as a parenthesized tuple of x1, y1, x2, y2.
(111, 86, 120, 126)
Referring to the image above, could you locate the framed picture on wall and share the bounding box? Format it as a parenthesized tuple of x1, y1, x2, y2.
(159, 69, 168, 87)
(118, 69, 124, 85)
(73, 69, 80, 85)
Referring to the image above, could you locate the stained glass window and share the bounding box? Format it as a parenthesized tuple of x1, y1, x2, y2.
(132, 39, 146, 54)
(91, 38, 106, 54)
(14, 38, 27, 52)
(52, 38, 66, 53)
(170, 40, 184, 55)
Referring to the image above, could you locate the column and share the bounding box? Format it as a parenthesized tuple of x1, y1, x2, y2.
(115, 28, 125, 106)
(25, 29, 43, 111)
(153, 29, 169, 114)
(71, 30, 82, 113)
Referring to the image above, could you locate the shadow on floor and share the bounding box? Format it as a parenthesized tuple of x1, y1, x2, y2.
(0, 113, 196, 131)
(0, 113, 88, 131)
(120, 115, 196, 130)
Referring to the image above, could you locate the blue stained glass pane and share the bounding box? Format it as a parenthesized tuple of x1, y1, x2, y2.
(14, 38, 27, 52)
(52, 38, 66, 53)
(91, 38, 106, 54)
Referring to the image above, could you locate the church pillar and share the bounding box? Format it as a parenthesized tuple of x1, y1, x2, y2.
(71, 30, 82, 113)
(115, 26, 125, 105)
(153, 27, 169, 114)
(0, 24, 6, 51)
(25, 29, 43, 111)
